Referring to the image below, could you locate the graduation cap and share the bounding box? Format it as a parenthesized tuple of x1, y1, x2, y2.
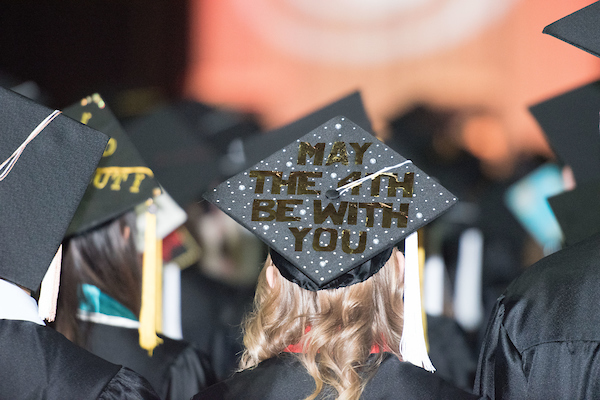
(204, 116, 458, 370)
(529, 81, 600, 185)
(62, 94, 186, 354)
(543, 1, 600, 58)
(125, 101, 254, 208)
(63, 94, 162, 236)
(0, 87, 108, 319)
(548, 180, 600, 246)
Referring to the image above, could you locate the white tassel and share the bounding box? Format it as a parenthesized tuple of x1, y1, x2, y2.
(38, 244, 62, 322)
(453, 228, 484, 332)
(400, 232, 435, 372)
(161, 262, 183, 340)
(423, 255, 445, 317)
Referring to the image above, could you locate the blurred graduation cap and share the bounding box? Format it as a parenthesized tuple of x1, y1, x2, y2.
(529, 80, 600, 186)
(0, 87, 108, 319)
(543, 1, 600, 58)
(548, 180, 600, 246)
(204, 115, 457, 370)
(62, 94, 186, 354)
(125, 100, 259, 208)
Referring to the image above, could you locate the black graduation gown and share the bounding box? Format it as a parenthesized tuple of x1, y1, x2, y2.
(82, 321, 216, 400)
(475, 232, 600, 399)
(194, 352, 483, 400)
(0, 319, 159, 400)
(180, 267, 255, 380)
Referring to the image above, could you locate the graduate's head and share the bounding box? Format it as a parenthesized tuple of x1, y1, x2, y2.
(0, 87, 108, 320)
(61, 211, 142, 318)
(240, 248, 405, 400)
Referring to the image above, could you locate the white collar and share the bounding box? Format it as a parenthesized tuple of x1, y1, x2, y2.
(0, 279, 45, 326)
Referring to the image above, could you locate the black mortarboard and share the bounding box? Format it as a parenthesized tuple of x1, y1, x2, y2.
(548, 180, 600, 246)
(543, 1, 600, 58)
(204, 116, 457, 291)
(63, 94, 162, 237)
(529, 80, 600, 185)
(0, 88, 108, 292)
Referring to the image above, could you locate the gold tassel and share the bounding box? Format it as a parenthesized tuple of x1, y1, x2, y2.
(138, 199, 163, 356)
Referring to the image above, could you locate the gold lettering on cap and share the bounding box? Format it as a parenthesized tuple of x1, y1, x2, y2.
(382, 203, 409, 228)
(387, 172, 414, 197)
(296, 172, 322, 195)
(102, 138, 117, 157)
(289, 227, 311, 251)
(359, 203, 385, 227)
(313, 200, 348, 225)
(347, 202, 358, 225)
(337, 172, 362, 195)
(341, 230, 367, 254)
(297, 142, 325, 165)
(326, 142, 349, 166)
(92, 167, 154, 192)
(313, 228, 338, 252)
(276, 199, 303, 222)
(251, 199, 276, 221)
(349, 142, 372, 165)
(80, 112, 92, 125)
(249, 171, 281, 194)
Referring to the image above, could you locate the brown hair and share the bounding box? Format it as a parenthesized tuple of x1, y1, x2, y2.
(240, 248, 404, 400)
(54, 211, 142, 345)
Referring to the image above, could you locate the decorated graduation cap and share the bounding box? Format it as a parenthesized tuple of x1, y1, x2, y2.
(64, 94, 162, 237)
(0, 87, 108, 319)
(204, 115, 458, 370)
(529, 80, 600, 185)
(543, 1, 600, 58)
(62, 94, 186, 354)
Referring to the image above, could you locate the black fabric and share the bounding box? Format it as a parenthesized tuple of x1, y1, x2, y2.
(548, 180, 600, 246)
(270, 247, 393, 291)
(82, 321, 216, 400)
(543, 1, 600, 59)
(0, 87, 108, 291)
(427, 315, 477, 391)
(0, 319, 158, 399)
(98, 367, 160, 400)
(528, 80, 600, 186)
(180, 267, 255, 381)
(194, 352, 483, 400)
(475, 232, 600, 399)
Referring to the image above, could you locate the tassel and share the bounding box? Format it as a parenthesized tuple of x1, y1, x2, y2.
(400, 231, 435, 372)
(453, 228, 484, 332)
(418, 245, 429, 352)
(138, 200, 163, 356)
(38, 244, 62, 322)
(155, 238, 163, 334)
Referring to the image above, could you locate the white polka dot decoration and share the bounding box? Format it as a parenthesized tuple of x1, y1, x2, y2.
(204, 116, 458, 289)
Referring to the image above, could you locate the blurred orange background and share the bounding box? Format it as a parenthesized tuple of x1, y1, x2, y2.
(184, 0, 600, 164)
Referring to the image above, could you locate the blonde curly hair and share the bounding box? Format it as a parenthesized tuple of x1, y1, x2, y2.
(239, 247, 405, 400)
